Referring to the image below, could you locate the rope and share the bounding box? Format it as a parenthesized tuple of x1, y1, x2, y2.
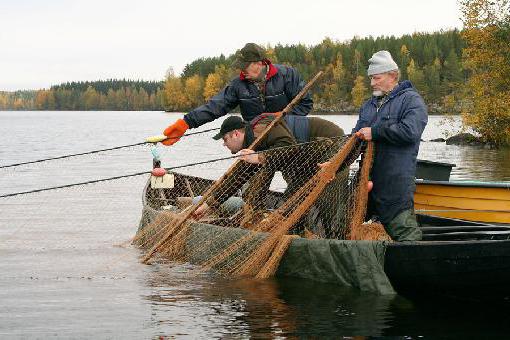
(255, 235, 298, 279)
(0, 136, 348, 199)
(0, 128, 219, 169)
(0, 154, 238, 199)
(0, 171, 150, 198)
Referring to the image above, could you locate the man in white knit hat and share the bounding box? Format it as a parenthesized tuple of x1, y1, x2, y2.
(352, 50, 428, 241)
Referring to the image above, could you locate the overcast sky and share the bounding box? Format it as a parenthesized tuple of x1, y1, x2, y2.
(0, 0, 463, 91)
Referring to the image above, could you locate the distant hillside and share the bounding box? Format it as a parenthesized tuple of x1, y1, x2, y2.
(0, 79, 165, 111)
(164, 29, 465, 114)
(1, 30, 465, 113)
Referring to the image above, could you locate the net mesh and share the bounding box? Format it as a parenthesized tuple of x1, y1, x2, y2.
(135, 135, 390, 278)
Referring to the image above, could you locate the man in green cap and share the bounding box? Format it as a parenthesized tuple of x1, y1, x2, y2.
(161, 42, 313, 146)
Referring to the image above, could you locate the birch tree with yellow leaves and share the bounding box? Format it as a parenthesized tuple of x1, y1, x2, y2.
(460, 0, 510, 146)
(351, 75, 368, 109)
(203, 65, 229, 101)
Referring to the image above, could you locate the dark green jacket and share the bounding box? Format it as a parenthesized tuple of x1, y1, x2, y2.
(207, 117, 343, 210)
(247, 115, 344, 147)
(308, 117, 344, 140)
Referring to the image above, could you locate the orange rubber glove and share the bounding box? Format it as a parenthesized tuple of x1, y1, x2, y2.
(260, 111, 282, 118)
(162, 119, 189, 146)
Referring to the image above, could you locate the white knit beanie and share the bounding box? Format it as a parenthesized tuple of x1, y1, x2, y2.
(367, 50, 399, 76)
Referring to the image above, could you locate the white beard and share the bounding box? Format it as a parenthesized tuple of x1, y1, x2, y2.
(372, 90, 384, 97)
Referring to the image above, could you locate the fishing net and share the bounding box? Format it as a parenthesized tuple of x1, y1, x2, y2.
(135, 134, 391, 279)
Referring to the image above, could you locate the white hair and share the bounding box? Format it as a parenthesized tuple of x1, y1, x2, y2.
(388, 69, 401, 81)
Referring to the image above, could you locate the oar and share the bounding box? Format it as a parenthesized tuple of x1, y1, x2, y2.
(141, 71, 324, 264)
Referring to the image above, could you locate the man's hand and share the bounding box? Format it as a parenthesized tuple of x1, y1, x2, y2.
(193, 202, 210, 219)
(162, 119, 189, 146)
(355, 127, 372, 141)
(239, 149, 261, 164)
(318, 161, 336, 183)
(318, 161, 330, 169)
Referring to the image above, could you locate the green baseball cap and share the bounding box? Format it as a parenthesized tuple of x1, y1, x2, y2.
(232, 43, 266, 70)
(213, 116, 246, 140)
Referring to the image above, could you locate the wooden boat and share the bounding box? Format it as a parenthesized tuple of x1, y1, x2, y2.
(414, 160, 510, 224)
(139, 172, 510, 299)
(415, 179, 510, 224)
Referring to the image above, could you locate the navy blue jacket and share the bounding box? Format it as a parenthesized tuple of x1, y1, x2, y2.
(352, 80, 428, 224)
(183, 63, 313, 128)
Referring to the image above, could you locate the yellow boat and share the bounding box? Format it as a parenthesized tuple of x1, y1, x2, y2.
(415, 180, 510, 224)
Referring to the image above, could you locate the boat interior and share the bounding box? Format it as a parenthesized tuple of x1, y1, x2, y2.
(145, 172, 510, 243)
(417, 214, 510, 241)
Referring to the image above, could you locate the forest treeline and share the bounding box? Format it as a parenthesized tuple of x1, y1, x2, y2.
(0, 80, 165, 111)
(165, 29, 466, 114)
(1, 30, 465, 113)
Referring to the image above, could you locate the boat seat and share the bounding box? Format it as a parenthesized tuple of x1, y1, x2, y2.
(422, 230, 510, 241)
(421, 226, 510, 234)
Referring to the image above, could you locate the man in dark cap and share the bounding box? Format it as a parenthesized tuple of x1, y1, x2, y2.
(161, 42, 313, 146)
(214, 115, 344, 158)
(194, 115, 347, 238)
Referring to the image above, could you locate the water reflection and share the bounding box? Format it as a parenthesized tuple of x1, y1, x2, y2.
(419, 142, 510, 181)
(2, 111, 510, 337)
(143, 265, 400, 337)
(142, 265, 295, 338)
(451, 145, 510, 181)
(143, 263, 510, 337)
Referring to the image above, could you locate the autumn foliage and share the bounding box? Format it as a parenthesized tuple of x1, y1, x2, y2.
(1, 30, 468, 113)
(164, 31, 467, 113)
(460, 0, 510, 146)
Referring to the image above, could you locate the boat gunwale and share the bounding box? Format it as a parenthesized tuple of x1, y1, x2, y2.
(141, 175, 510, 244)
(416, 179, 510, 188)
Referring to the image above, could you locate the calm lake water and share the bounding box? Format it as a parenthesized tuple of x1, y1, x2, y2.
(1, 111, 509, 338)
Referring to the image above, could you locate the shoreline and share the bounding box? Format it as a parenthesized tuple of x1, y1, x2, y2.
(0, 109, 461, 116)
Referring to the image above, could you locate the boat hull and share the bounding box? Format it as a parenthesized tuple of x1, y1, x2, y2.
(139, 173, 510, 298)
(385, 240, 510, 298)
(415, 180, 510, 224)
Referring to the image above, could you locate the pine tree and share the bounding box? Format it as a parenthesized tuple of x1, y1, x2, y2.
(443, 50, 463, 85)
(400, 45, 411, 80)
(407, 59, 427, 95)
(424, 58, 441, 101)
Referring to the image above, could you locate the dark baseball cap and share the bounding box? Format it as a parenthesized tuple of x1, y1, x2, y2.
(232, 43, 266, 70)
(213, 116, 246, 140)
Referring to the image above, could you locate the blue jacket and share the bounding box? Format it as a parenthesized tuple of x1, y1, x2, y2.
(183, 63, 313, 128)
(352, 80, 428, 224)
